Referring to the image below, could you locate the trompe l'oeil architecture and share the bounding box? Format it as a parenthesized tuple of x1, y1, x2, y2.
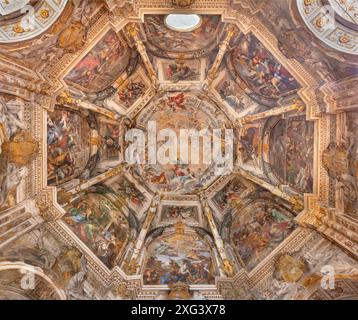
(0, 0, 357, 300)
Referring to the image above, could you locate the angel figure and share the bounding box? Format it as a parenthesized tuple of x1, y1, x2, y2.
(0, 164, 28, 207)
(0, 97, 26, 154)
(66, 255, 92, 300)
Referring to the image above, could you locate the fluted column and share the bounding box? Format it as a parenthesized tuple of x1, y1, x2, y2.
(238, 100, 305, 125)
(123, 195, 160, 274)
(205, 26, 235, 89)
(125, 23, 159, 89)
(57, 164, 128, 206)
(201, 200, 235, 277)
(236, 168, 304, 212)
(56, 91, 120, 121)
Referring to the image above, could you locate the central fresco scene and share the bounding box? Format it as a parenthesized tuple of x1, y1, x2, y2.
(0, 0, 357, 301)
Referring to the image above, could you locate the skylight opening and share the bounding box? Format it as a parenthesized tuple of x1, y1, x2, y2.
(165, 14, 202, 32)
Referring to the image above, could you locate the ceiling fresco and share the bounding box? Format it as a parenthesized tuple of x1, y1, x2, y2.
(143, 14, 222, 57)
(132, 91, 230, 194)
(47, 108, 92, 185)
(143, 231, 217, 285)
(229, 199, 297, 271)
(64, 29, 133, 93)
(0, 0, 357, 301)
(62, 191, 131, 270)
(265, 115, 314, 193)
(229, 32, 300, 100)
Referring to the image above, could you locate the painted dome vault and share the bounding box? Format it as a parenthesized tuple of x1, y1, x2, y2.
(0, 0, 357, 300)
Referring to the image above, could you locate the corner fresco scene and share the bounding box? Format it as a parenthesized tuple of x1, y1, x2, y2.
(143, 233, 216, 285)
(64, 29, 132, 92)
(47, 109, 91, 185)
(229, 32, 300, 101)
(268, 116, 314, 193)
(63, 192, 130, 269)
(230, 202, 296, 271)
(0, 0, 358, 303)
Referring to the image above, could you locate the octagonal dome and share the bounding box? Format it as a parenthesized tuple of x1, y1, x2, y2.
(0, 0, 357, 301)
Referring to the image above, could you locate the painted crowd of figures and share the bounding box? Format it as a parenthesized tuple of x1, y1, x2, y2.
(213, 178, 247, 212)
(63, 193, 129, 269)
(216, 73, 264, 117)
(100, 122, 121, 160)
(134, 93, 220, 194)
(231, 33, 299, 100)
(218, 79, 248, 113)
(231, 204, 295, 271)
(144, 15, 221, 53)
(143, 234, 215, 285)
(161, 206, 198, 221)
(342, 112, 358, 217)
(47, 108, 124, 185)
(323, 111, 358, 218)
(117, 80, 146, 108)
(65, 30, 130, 92)
(106, 175, 147, 212)
(47, 110, 90, 185)
(269, 117, 314, 193)
(238, 125, 260, 165)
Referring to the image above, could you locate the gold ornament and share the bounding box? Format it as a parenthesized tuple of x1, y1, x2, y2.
(275, 254, 306, 283)
(89, 137, 100, 146)
(168, 282, 191, 300)
(13, 24, 25, 34)
(290, 195, 304, 212)
(123, 258, 138, 275)
(171, 0, 196, 8)
(58, 22, 87, 53)
(174, 220, 185, 235)
(315, 17, 325, 28)
(40, 9, 50, 19)
(0, 124, 6, 148)
(57, 189, 73, 205)
(126, 23, 138, 37)
(2, 131, 38, 167)
(339, 34, 350, 44)
(223, 259, 235, 277)
(115, 283, 132, 299)
(56, 91, 79, 107)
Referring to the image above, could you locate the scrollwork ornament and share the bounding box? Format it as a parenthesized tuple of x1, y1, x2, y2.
(171, 0, 196, 8)
(123, 258, 139, 275)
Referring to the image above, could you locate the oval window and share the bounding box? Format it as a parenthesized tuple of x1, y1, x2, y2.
(165, 14, 202, 32)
